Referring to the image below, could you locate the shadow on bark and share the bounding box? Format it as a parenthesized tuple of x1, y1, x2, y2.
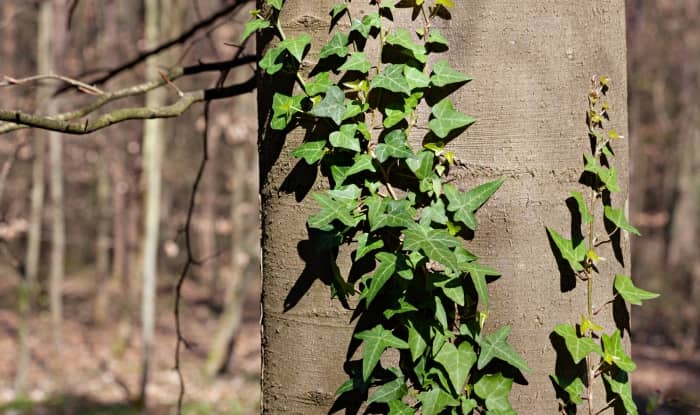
(546, 229, 578, 293)
(549, 331, 586, 414)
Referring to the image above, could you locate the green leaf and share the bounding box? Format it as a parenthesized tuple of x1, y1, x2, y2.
(371, 64, 412, 95)
(604, 206, 640, 236)
(267, 0, 283, 10)
(278, 33, 312, 62)
(462, 261, 499, 308)
(404, 66, 431, 90)
(433, 273, 464, 306)
(383, 297, 418, 319)
(417, 388, 459, 415)
(371, 199, 416, 231)
(443, 178, 503, 231)
(292, 141, 326, 164)
(583, 154, 621, 192)
(355, 232, 384, 261)
(407, 319, 428, 361)
(614, 274, 659, 306)
(546, 227, 586, 272)
(388, 400, 415, 415)
(319, 32, 349, 59)
(477, 326, 530, 372)
(434, 296, 448, 329)
(427, 29, 449, 50)
(553, 323, 602, 363)
(345, 153, 376, 178)
(309, 85, 346, 125)
(602, 330, 636, 372)
(435, 0, 454, 8)
(329, 123, 360, 152)
(429, 98, 476, 138)
(385, 29, 428, 63)
(271, 93, 303, 130)
(406, 151, 434, 180)
(434, 342, 476, 392)
(306, 72, 333, 96)
(430, 60, 471, 87)
(402, 224, 461, 271)
(374, 130, 414, 162)
(368, 376, 407, 404)
(354, 325, 409, 381)
(570, 191, 593, 224)
(259, 46, 285, 75)
(360, 252, 397, 306)
(603, 372, 638, 415)
(420, 199, 448, 226)
(343, 100, 368, 121)
(474, 374, 515, 413)
(330, 2, 348, 18)
(350, 13, 381, 39)
(551, 375, 585, 405)
(308, 187, 361, 229)
(338, 52, 372, 73)
(240, 18, 270, 43)
(461, 397, 478, 414)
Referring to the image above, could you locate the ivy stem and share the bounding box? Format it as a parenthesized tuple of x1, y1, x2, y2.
(593, 294, 618, 316)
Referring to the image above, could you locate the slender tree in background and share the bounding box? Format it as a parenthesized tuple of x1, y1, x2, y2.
(258, 1, 629, 413)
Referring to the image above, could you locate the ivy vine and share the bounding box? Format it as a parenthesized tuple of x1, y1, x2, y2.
(248, 0, 530, 413)
(547, 77, 659, 415)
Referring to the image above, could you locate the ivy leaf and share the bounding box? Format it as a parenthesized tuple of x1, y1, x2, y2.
(350, 13, 381, 39)
(583, 154, 621, 192)
(360, 252, 397, 306)
(338, 52, 372, 73)
(434, 296, 448, 329)
(435, 0, 455, 8)
(474, 374, 515, 413)
(385, 29, 428, 63)
(407, 319, 428, 361)
(371, 199, 416, 231)
(406, 151, 434, 180)
(434, 342, 477, 392)
(462, 261, 499, 308)
(354, 325, 409, 381)
(308, 187, 361, 229)
(602, 330, 636, 372)
(329, 123, 360, 152)
(429, 98, 476, 138)
(259, 46, 285, 75)
(420, 199, 448, 226)
(603, 372, 638, 415)
(417, 388, 459, 415)
(604, 206, 640, 236)
(546, 227, 586, 272)
(443, 178, 503, 231)
(433, 273, 464, 305)
(461, 397, 478, 414)
(553, 323, 602, 363)
(430, 60, 471, 87)
(309, 85, 346, 125)
(368, 375, 408, 404)
(402, 223, 461, 271)
(355, 232, 384, 261)
(371, 64, 412, 95)
(388, 400, 415, 415)
(614, 275, 659, 306)
(374, 130, 414, 162)
(570, 191, 593, 224)
(278, 33, 312, 62)
(330, 2, 348, 18)
(551, 375, 585, 405)
(240, 18, 270, 43)
(345, 153, 376, 177)
(477, 326, 530, 373)
(292, 140, 326, 164)
(306, 72, 333, 96)
(383, 297, 418, 319)
(426, 29, 449, 50)
(271, 93, 304, 130)
(404, 66, 431, 90)
(319, 32, 349, 59)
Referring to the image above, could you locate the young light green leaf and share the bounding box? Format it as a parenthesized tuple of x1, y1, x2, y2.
(461, 397, 477, 414)
(385, 29, 428, 63)
(259, 46, 285, 75)
(474, 374, 515, 413)
(330, 2, 348, 18)
(329, 123, 360, 152)
(267, 0, 283, 10)
(338, 52, 372, 73)
(319, 32, 349, 59)
(603, 372, 638, 415)
(570, 191, 593, 224)
(278, 33, 312, 62)
(309, 85, 346, 125)
(583, 154, 621, 192)
(429, 98, 476, 138)
(374, 130, 414, 162)
(546, 227, 586, 272)
(271, 93, 303, 130)
(350, 13, 381, 39)
(477, 326, 531, 373)
(371, 64, 412, 95)
(553, 323, 602, 363)
(614, 274, 659, 306)
(417, 388, 459, 415)
(602, 329, 636, 372)
(360, 252, 397, 306)
(368, 376, 408, 404)
(240, 18, 270, 43)
(604, 206, 640, 236)
(292, 141, 326, 164)
(434, 342, 477, 392)
(354, 325, 409, 381)
(430, 60, 471, 87)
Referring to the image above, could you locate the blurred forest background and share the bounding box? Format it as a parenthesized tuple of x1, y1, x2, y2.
(0, 0, 697, 414)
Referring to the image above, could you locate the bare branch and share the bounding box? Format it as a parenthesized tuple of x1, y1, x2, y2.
(0, 56, 257, 135)
(1, 74, 105, 95)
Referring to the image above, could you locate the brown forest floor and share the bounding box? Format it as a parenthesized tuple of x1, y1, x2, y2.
(0, 268, 698, 414)
(0, 269, 261, 415)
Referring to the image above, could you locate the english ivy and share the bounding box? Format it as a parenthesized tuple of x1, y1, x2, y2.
(253, 0, 530, 413)
(547, 77, 658, 414)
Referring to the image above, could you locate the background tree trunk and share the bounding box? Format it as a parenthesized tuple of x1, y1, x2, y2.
(259, 1, 630, 414)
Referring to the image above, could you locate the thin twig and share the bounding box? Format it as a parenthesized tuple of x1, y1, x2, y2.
(593, 294, 618, 316)
(1, 74, 105, 95)
(0, 138, 26, 212)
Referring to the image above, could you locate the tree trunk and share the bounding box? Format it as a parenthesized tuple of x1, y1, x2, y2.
(259, 2, 629, 414)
